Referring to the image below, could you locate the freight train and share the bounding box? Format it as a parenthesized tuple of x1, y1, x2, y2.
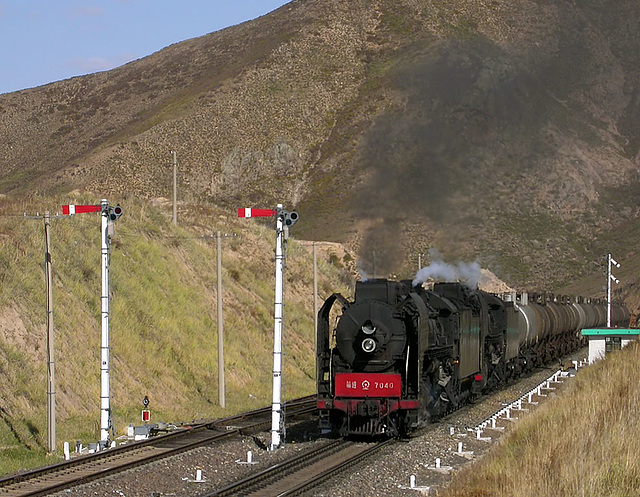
(316, 279, 629, 437)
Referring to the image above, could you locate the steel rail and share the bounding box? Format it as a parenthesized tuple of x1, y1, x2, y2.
(0, 396, 317, 497)
(278, 438, 396, 497)
(1, 428, 238, 497)
(205, 438, 395, 497)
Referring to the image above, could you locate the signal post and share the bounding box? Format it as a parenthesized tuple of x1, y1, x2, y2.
(63, 200, 123, 448)
(606, 253, 620, 328)
(238, 205, 298, 450)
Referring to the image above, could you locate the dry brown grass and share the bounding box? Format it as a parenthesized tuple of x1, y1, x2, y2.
(441, 343, 640, 497)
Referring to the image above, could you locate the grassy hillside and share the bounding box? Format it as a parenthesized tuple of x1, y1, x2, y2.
(0, 194, 352, 474)
(442, 343, 640, 496)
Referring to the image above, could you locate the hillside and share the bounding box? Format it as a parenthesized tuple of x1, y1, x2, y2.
(0, 195, 352, 472)
(0, 0, 639, 297)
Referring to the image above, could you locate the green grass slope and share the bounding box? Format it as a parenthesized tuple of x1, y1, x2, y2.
(0, 194, 352, 474)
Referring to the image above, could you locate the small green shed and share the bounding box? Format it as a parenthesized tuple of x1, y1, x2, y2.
(581, 328, 640, 363)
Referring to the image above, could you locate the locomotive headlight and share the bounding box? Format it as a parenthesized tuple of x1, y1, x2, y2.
(362, 323, 376, 335)
(361, 338, 377, 353)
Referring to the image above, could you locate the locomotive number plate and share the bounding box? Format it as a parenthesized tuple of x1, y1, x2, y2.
(334, 373, 402, 397)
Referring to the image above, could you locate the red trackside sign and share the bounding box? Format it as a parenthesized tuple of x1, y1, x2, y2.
(334, 373, 402, 397)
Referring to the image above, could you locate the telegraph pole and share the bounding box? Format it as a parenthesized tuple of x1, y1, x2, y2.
(172, 151, 178, 226)
(23, 209, 63, 453)
(216, 231, 225, 408)
(171, 230, 235, 408)
(44, 212, 56, 453)
(212, 231, 236, 408)
(372, 250, 377, 279)
(313, 242, 318, 362)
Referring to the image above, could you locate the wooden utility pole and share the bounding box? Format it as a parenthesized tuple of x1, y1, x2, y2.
(216, 231, 225, 408)
(313, 242, 318, 362)
(372, 250, 377, 279)
(172, 151, 178, 226)
(44, 212, 56, 453)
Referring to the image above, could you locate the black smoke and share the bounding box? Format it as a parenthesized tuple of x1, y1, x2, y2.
(353, 35, 555, 275)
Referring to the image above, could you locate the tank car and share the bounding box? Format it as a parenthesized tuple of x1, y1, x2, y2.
(316, 279, 628, 438)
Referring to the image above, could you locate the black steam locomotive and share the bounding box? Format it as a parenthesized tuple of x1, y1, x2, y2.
(316, 279, 629, 437)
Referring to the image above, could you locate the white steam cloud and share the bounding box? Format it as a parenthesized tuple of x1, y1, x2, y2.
(412, 252, 482, 288)
(357, 261, 371, 282)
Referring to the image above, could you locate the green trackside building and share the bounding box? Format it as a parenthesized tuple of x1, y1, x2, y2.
(581, 328, 640, 363)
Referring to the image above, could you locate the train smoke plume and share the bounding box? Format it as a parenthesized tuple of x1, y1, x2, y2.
(357, 262, 371, 282)
(412, 255, 482, 289)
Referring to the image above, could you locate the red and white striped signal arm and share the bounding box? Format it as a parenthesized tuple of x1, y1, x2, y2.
(237, 208, 277, 218)
(62, 204, 102, 215)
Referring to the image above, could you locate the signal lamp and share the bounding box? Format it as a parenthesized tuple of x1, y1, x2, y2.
(284, 210, 298, 226)
(108, 204, 123, 221)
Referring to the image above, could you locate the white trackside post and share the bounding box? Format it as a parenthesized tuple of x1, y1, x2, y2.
(270, 204, 285, 450)
(607, 253, 620, 328)
(100, 199, 112, 447)
(607, 253, 612, 327)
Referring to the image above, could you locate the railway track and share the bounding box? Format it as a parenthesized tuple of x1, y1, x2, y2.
(1, 364, 580, 497)
(206, 438, 396, 497)
(0, 396, 316, 497)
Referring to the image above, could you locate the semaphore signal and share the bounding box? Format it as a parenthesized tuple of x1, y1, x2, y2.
(238, 204, 298, 450)
(606, 253, 620, 328)
(62, 199, 123, 449)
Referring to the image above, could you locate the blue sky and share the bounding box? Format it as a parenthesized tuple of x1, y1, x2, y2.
(0, 0, 290, 95)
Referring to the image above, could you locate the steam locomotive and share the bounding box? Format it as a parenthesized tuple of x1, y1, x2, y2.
(316, 279, 629, 437)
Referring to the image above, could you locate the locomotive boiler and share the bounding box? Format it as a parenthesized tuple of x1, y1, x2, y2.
(316, 279, 629, 437)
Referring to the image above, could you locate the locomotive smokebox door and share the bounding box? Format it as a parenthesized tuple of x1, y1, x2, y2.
(335, 300, 407, 371)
